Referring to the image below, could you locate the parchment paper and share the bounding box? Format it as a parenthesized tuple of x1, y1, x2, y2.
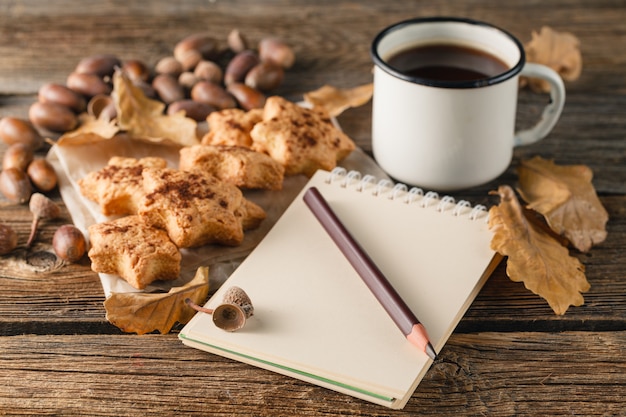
(49, 135, 388, 297)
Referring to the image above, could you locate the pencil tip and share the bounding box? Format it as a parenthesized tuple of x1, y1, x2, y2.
(425, 342, 437, 360)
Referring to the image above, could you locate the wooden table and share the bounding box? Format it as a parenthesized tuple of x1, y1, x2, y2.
(1, 1, 625, 415)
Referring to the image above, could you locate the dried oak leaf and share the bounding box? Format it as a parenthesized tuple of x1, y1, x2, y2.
(104, 266, 209, 334)
(523, 26, 582, 93)
(517, 156, 608, 253)
(489, 185, 589, 315)
(303, 83, 373, 117)
(56, 113, 120, 146)
(113, 70, 199, 147)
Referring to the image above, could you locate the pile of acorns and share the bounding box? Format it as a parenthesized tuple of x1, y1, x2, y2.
(28, 29, 295, 134)
(0, 29, 295, 260)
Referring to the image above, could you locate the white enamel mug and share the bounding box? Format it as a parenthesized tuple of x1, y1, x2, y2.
(371, 17, 565, 191)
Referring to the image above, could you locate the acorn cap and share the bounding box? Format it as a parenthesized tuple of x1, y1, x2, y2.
(212, 303, 247, 331)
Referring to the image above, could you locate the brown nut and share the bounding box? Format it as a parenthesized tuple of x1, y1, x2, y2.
(0, 117, 44, 149)
(152, 74, 185, 104)
(67, 72, 112, 97)
(177, 49, 203, 71)
(227, 29, 248, 53)
(224, 50, 260, 85)
(259, 37, 295, 69)
(75, 54, 121, 77)
(155, 56, 184, 77)
(245, 62, 285, 91)
(0, 223, 18, 255)
(133, 80, 158, 99)
(87, 94, 117, 120)
(27, 158, 58, 192)
(194, 60, 223, 84)
(38, 83, 87, 113)
(178, 71, 200, 91)
(227, 83, 266, 110)
(29, 102, 78, 133)
(168, 99, 216, 121)
(0, 167, 32, 204)
(122, 59, 151, 83)
(2, 143, 34, 171)
(174, 33, 219, 63)
(191, 81, 237, 110)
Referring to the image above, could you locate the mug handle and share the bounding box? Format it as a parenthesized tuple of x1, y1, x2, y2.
(514, 63, 566, 146)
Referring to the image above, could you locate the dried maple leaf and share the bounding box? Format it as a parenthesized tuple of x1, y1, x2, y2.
(56, 113, 120, 146)
(517, 156, 608, 253)
(303, 83, 373, 117)
(523, 26, 582, 93)
(112, 70, 199, 147)
(489, 185, 589, 315)
(103, 266, 210, 334)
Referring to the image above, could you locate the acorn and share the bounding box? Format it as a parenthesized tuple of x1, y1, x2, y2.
(185, 286, 254, 332)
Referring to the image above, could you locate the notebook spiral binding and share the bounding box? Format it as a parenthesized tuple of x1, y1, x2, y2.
(325, 167, 489, 222)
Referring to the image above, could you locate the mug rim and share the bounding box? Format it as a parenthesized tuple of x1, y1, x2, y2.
(371, 16, 526, 89)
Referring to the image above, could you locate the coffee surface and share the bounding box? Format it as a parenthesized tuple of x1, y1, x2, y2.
(387, 43, 509, 82)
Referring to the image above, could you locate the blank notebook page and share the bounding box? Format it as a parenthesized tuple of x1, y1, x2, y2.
(180, 168, 498, 407)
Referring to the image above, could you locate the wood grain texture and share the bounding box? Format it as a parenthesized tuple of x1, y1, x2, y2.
(1, 332, 625, 416)
(1, 0, 625, 415)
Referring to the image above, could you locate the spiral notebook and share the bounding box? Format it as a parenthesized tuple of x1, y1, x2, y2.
(179, 168, 501, 409)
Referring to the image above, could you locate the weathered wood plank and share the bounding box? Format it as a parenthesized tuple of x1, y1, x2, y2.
(1, 332, 624, 416)
(1, 193, 624, 334)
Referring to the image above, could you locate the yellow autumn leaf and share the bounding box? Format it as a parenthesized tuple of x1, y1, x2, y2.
(523, 26, 582, 93)
(489, 185, 589, 315)
(517, 156, 608, 253)
(112, 70, 199, 147)
(303, 83, 373, 117)
(103, 266, 210, 334)
(56, 113, 120, 146)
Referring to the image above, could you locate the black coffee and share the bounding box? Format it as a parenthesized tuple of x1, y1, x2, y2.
(387, 43, 509, 82)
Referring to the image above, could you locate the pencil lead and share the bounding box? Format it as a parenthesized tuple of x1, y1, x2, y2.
(425, 342, 437, 361)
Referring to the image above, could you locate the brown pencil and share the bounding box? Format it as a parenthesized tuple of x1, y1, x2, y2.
(303, 186, 437, 360)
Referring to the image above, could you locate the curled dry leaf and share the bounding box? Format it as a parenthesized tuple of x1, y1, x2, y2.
(303, 83, 373, 117)
(103, 266, 210, 334)
(113, 70, 199, 147)
(523, 26, 582, 93)
(56, 113, 120, 146)
(517, 156, 608, 252)
(489, 185, 589, 315)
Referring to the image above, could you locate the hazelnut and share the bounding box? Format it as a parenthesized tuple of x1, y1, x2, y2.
(152, 74, 185, 104)
(167, 100, 216, 122)
(177, 49, 203, 71)
(174, 33, 219, 62)
(155, 56, 184, 77)
(38, 83, 86, 113)
(178, 71, 200, 91)
(29, 101, 78, 133)
(226, 83, 266, 110)
(191, 81, 237, 110)
(224, 50, 260, 85)
(67, 72, 112, 97)
(227, 29, 248, 53)
(0, 167, 32, 204)
(0, 223, 18, 255)
(0, 117, 44, 149)
(245, 61, 285, 91)
(2, 143, 34, 172)
(259, 37, 295, 69)
(122, 59, 151, 83)
(194, 60, 223, 84)
(75, 54, 121, 77)
(27, 159, 58, 192)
